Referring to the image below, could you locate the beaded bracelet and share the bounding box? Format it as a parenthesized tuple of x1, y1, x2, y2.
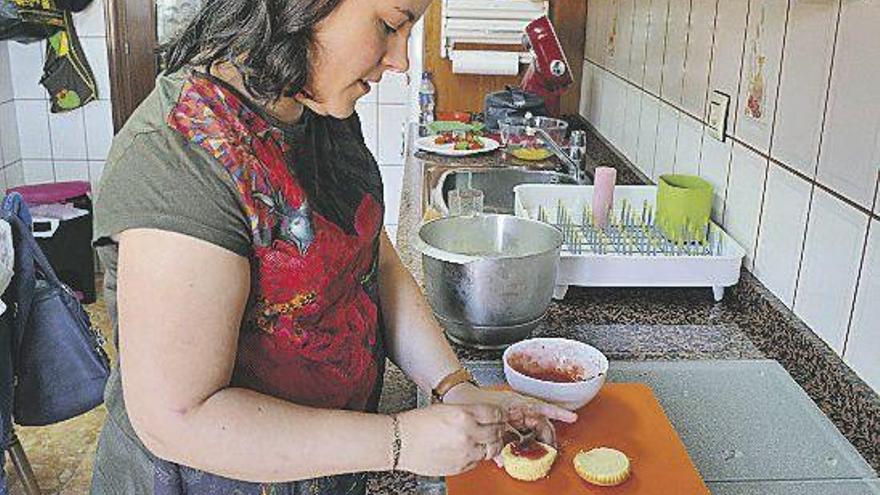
(391, 414, 402, 471)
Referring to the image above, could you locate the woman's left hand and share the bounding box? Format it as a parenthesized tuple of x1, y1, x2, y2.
(442, 384, 577, 449)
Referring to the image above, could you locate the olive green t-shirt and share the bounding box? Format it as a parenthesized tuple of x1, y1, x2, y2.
(90, 69, 378, 494)
(94, 71, 252, 256)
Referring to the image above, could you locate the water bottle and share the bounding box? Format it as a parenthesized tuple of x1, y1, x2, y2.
(419, 71, 436, 127)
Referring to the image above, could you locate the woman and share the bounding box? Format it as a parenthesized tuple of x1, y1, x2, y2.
(90, 0, 576, 493)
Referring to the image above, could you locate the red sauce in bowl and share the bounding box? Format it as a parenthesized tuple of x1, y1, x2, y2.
(507, 352, 591, 383)
(511, 440, 549, 460)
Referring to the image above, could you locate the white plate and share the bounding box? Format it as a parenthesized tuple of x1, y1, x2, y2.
(416, 136, 500, 156)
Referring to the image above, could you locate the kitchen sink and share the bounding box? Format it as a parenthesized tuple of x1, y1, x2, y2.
(431, 168, 581, 215)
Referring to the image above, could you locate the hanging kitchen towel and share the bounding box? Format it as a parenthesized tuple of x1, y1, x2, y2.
(0, 0, 64, 43)
(40, 9, 97, 112)
(1, 193, 110, 427)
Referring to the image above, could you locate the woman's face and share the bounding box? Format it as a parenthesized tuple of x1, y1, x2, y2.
(304, 0, 433, 118)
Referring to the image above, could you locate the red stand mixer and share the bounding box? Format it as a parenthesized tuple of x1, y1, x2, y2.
(520, 16, 574, 117)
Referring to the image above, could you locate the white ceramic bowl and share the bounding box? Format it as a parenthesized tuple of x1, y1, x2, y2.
(502, 338, 609, 411)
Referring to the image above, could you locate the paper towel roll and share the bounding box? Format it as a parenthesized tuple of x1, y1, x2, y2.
(451, 51, 520, 76)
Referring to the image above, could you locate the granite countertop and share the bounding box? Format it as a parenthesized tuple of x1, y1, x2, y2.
(366, 123, 880, 494)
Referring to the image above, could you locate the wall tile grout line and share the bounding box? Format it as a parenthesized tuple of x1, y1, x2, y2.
(697, 0, 733, 217)
(698, 0, 722, 151)
(841, 172, 880, 356)
(624, 0, 638, 81)
(752, 0, 793, 274)
(729, 0, 754, 142)
(637, 0, 652, 86)
(679, 0, 695, 109)
(583, 55, 880, 223)
(656, 0, 673, 103)
(790, 0, 846, 310)
(669, 0, 696, 176)
(710, 0, 754, 250)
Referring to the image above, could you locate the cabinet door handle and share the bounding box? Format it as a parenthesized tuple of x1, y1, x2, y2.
(400, 121, 407, 159)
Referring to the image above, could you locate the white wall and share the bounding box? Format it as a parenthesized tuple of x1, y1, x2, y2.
(360, 17, 424, 247)
(581, 0, 880, 393)
(0, 0, 112, 194)
(0, 3, 419, 246)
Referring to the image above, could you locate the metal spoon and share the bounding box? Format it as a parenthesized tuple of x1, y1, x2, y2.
(505, 422, 537, 447)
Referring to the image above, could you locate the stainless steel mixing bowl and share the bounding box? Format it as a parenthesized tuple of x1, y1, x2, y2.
(415, 214, 563, 349)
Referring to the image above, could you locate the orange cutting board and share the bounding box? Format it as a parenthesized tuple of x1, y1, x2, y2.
(447, 383, 710, 494)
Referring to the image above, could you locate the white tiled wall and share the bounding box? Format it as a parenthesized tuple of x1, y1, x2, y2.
(732, 0, 788, 155)
(794, 189, 868, 355)
(0, 0, 112, 194)
(581, 0, 880, 393)
(360, 18, 425, 247)
(753, 165, 811, 308)
(724, 142, 767, 268)
(771, 0, 838, 178)
(680, 0, 716, 119)
(845, 220, 880, 392)
(815, 0, 880, 210)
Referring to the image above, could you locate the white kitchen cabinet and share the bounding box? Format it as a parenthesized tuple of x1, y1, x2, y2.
(356, 101, 379, 157)
(385, 224, 399, 247)
(378, 72, 410, 105)
(376, 104, 410, 166)
(380, 165, 405, 226)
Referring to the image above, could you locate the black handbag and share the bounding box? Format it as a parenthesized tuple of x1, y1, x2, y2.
(0, 0, 65, 43)
(2, 193, 110, 426)
(54, 0, 92, 11)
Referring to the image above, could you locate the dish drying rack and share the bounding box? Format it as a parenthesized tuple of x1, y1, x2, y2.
(514, 185, 746, 301)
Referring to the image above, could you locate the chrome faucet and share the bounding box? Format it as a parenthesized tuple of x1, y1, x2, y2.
(523, 115, 584, 185)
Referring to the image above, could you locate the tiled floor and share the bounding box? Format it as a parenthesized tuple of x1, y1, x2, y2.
(4, 296, 113, 494)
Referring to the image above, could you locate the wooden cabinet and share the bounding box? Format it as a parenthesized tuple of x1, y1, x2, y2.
(423, 0, 587, 115)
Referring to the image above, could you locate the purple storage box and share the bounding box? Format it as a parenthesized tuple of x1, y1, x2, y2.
(6, 181, 91, 206)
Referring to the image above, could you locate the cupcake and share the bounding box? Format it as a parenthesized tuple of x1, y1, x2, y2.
(573, 447, 631, 486)
(500, 441, 558, 481)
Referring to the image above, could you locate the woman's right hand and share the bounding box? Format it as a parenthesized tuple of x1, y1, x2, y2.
(396, 404, 507, 476)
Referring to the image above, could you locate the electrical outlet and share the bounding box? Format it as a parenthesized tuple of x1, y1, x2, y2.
(707, 91, 730, 142)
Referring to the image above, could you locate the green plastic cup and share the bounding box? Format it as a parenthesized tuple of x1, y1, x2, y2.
(656, 175, 713, 244)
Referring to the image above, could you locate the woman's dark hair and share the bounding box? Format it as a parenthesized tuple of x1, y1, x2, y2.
(162, 0, 345, 102)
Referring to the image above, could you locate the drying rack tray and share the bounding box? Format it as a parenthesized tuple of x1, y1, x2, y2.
(513, 185, 746, 301)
